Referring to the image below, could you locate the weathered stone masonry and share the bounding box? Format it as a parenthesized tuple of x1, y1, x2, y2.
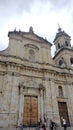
(0, 27, 73, 128)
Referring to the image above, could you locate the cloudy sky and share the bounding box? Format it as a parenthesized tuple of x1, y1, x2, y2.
(0, 0, 73, 56)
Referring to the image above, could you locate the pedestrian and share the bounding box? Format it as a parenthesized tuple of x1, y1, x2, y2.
(37, 118, 42, 130)
(61, 117, 67, 130)
(42, 124, 46, 130)
(44, 116, 47, 128)
(49, 120, 54, 130)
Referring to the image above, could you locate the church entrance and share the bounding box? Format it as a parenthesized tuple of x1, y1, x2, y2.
(58, 102, 70, 126)
(23, 95, 38, 126)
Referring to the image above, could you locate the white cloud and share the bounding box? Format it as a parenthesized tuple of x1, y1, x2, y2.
(0, 0, 73, 56)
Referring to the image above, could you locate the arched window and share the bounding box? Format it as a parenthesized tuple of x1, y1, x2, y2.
(29, 49, 35, 61)
(65, 41, 68, 46)
(58, 86, 63, 97)
(70, 57, 73, 66)
(59, 57, 64, 66)
(59, 60, 63, 66)
(58, 43, 60, 49)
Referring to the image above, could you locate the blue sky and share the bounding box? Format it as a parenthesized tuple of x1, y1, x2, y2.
(0, 0, 73, 56)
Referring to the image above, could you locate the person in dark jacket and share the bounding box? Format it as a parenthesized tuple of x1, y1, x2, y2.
(49, 120, 54, 130)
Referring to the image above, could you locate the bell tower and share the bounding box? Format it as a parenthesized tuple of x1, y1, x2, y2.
(54, 27, 71, 54)
(53, 28, 73, 68)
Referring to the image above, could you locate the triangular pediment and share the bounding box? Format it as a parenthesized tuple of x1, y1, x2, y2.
(23, 33, 42, 42)
(8, 31, 52, 46)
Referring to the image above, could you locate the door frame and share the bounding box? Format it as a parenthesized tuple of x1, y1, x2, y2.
(23, 95, 38, 126)
(58, 101, 70, 126)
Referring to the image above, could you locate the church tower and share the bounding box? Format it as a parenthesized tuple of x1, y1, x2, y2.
(53, 27, 73, 68)
(54, 27, 71, 52)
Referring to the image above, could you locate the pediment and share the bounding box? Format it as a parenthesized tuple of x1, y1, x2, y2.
(23, 33, 44, 43)
(8, 30, 52, 46)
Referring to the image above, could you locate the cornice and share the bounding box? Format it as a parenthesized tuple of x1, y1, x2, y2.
(53, 46, 73, 59)
(0, 55, 73, 77)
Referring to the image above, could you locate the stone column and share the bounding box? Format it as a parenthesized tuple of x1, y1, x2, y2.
(44, 79, 53, 119)
(66, 83, 73, 126)
(40, 89, 44, 122)
(43, 78, 60, 123)
(50, 79, 60, 123)
(38, 95, 41, 121)
(18, 87, 23, 125)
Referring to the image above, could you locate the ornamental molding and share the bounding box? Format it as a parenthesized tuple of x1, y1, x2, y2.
(24, 43, 39, 51)
(19, 78, 45, 90)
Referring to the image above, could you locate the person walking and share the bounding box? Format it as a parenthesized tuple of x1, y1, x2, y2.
(42, 124, 46, 130)
(61, 117, 67, 130)
(49, 120, 54, 130)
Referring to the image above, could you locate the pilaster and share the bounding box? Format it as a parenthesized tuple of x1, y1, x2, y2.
(18, 87, 24, 125)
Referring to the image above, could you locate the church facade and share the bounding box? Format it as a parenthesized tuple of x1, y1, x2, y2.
(0, 27, 73, 128)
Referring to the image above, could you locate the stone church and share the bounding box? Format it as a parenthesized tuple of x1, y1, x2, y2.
(0, 26, 73, 129)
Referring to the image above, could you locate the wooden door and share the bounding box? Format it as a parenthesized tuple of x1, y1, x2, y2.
(58, 102, 70, 126)
(23, 95, 38, 126)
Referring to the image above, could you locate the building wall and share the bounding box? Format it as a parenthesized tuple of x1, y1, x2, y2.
(0, 31, 73, 128)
